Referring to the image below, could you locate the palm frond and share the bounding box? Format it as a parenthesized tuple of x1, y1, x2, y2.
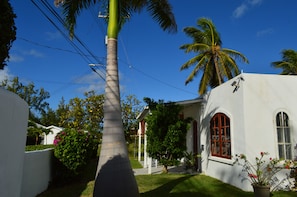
(180, 53, 206, 71)
(184, 55, 209, 85)
(180, 43, 209, 53)
(147, 0, 177, 33)
(56, 0, 98, 38)
(197, 18, 221, 46)
(271, 49, 297, 75)
(199, 58, 214, 94)
(222, 48, 249, 63)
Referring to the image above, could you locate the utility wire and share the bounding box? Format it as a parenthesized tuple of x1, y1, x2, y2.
(41, 0, 106, 79)
(30, 0, 196, 97)
(31, 0, 106, 81)
(128, 63, 197, 96)
(119, 37, 197, 96)
(18, 37, 105, 61)
(31, 0, 90, 64)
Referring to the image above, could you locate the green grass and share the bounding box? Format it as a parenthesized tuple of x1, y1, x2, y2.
(25, 145, 54, 151)
(136, 174, 253, 197)
(130, 157, 143, 169)
(36, 144, 297, 197)
(38, 158, 297, 197)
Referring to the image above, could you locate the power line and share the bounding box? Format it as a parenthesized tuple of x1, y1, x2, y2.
(128, 63, 197, 96)
(29, 1, 197, 97)
(31, 0, 90, 63)
(31, 0, 106, 81)
(118, 38, 197, 96)
(17, 37, 105, 61)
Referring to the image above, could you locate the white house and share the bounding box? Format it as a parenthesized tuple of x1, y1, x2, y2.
(137, 73, 297, 191)
(41, 125, 63, 145)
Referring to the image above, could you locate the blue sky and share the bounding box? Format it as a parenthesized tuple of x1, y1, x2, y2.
(2, 0, 297, 110)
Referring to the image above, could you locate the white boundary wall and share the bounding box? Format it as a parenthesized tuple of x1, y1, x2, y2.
(21, 149, 53, 197)
(0, 88, 28, 197)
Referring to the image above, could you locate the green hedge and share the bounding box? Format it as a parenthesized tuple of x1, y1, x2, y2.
(25, 145, 54, 151)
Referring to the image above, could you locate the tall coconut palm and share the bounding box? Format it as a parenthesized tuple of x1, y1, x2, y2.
(54, 0, 177, 196)
(180, 18, 249, 95)
(271, 49, 297, 75)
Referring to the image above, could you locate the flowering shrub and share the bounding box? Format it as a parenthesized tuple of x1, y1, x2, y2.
(233, 152, 296, 187)
(54, 128, 99, 174)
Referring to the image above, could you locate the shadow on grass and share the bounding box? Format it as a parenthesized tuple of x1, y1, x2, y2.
(37, 158, 98, 197)
(93, 155, 139, 196)
(140, 175, 193, 197)
(139, 174, 254, 197)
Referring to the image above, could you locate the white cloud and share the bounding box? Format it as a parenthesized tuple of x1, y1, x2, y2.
(233, 0, 264, 18)
(256, 28, 274, 37)
(74, 69, 127, 95)
(0, 67, 12, 83)
(23, 49, 44, 58)
(8, 49, 44, 63)
(45, 31, 62, 41)
(75, 71, 106, 93)
(248, 0, 263, 6)
(233, 4, 248, 18)
(8, 54, 24, 62)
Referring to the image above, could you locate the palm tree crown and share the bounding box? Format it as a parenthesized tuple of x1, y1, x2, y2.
(271, 49, 297, 75)
(54, 0, 177, 38)
(180, 17, 249, 95)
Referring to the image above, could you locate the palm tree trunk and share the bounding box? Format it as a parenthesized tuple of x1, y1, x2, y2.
(93, 36, 139, 197)
(93, 1, 139, 196)
(214, 59, 222, 84)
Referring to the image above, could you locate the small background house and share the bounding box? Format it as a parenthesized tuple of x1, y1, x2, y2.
(137, 73, 297, 191)
(41, 125, 63, 145)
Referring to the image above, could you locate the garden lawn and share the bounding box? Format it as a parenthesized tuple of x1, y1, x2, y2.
(136, 174, 253, 197)
(37, 143, 297, 197)
(38, 160, 297, 197)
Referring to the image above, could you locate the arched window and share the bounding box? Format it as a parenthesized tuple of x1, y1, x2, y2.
(210, 113, 231, 159)
(276, 112, 292, 159)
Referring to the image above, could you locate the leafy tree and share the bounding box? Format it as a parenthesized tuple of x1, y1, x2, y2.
(0, 0, 17, 69)
(55, 91, 104, 133)
(145, 99, 191, 173)
(121, 94, 143, 142)
(67, 97, 86, 130)
(1, 77, 50, 120)
(180, 17, 249, 95)
(54, 0, 177, 196)
(56, 97, 70, 128)
(271, 49, 297, 75)
(40, 106, 60, 126)
(84, 91, 104, 133)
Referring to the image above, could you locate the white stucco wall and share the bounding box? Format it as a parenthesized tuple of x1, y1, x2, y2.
(21, 149, 53, 197)
(180, 101, 201, 153)
(200, 73, 297, 191)
(0, 88, 29, 197)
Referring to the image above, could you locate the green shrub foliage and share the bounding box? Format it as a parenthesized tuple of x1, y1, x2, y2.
(146, 101, 191, 171)
(54, 128, 98, 173)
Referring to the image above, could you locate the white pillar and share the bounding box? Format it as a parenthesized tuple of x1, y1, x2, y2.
(148, 157, 152, 174)
(138, 129, 141, 162)
(143, 134, 147, 168)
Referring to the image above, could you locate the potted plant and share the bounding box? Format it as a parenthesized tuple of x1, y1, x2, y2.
(184, 151, 200, 174)
(234, 152, 296, 197)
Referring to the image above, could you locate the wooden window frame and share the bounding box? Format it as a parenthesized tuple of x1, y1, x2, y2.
(210, 113, 231, 159)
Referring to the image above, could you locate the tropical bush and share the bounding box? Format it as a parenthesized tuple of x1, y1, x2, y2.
(53, 128, 99, 174)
